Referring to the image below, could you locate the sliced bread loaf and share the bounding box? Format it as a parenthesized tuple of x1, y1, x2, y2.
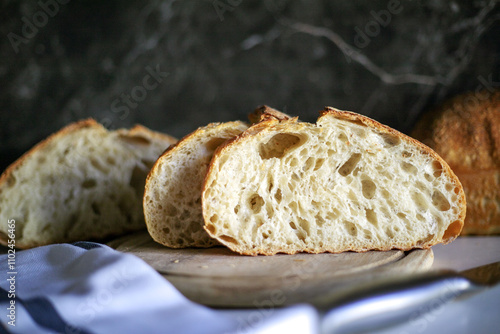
(202, 107, 466, 255)
(0, 119, 176, 248)
(143, 121, 248, 248)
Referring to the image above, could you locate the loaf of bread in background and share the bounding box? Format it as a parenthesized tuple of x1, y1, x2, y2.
(202, 107, 466, 255)
(412, 90, 499, 235)
(144, 121, 248, 248)
(0, 119, 176, 248)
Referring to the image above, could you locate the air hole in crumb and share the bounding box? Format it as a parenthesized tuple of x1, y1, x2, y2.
(348, 190, 358, 203)
(432, 191, 451, 211)
(297, 232, 306, 242)
(206, 223, 216, 234)
(401, 162, 417, 175)
(365, 208, 378, 226)
(274, 189, 282, 202)
(443, 220, 462, 240)
(162, 227, 170, 234)
(90, 157, 107, 173)
(165, 203, 178, 216)
(234, 205, 240, 214)
(259, 133, 301, 159)
(344, 221, 357, 237)
(249, 194, 264, 213)
(338, 153, 361, 176)
(412, 192, 429, 211)
(6, 175, 16, 187)
(315, 215, 326, 226)
(432, 161, 443, 177)
(314, 158, 325, 171)
(206, 137, 227, 151)
(289, 221, 297, 230)
(385, 228, 394, 238)
(289, 157, 299, 168)
(326, 209, 340, 220)
(338, 133, 348, 144)
(402, 151, 412, 158)
(381, 189, 390, 199)
(352, 127, 366, 138)
(380, 133, 401, 147)
(424, 173, 432, 182)
(362, 179, 377, 199)
(298, 217, 310, 235)
(106, 157, 116, 165)
(220, 235, 238, 245)
(82, 179, 97, 188)
(304, 157, 314, 171)
(267, 177, 274, 192)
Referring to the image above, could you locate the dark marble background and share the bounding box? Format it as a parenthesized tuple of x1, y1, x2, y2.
(1, 0, 499, 171)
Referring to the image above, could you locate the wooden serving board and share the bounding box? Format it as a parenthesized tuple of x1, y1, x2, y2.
(108, 232, 434, 307)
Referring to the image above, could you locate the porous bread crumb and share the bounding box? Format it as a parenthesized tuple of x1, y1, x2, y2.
(202, 108, 466, 255)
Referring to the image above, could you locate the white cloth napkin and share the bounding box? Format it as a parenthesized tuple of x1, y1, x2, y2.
(0, 242, 319, 334)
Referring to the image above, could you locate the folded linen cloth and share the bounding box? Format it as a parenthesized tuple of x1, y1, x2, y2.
(0, 242, 318, 334)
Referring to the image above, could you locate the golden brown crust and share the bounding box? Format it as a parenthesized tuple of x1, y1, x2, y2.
(412, 90, 499, 235)
(248, 105, 292, 124)
(126, 124, 178, 145)
(203, 107, 466, 254)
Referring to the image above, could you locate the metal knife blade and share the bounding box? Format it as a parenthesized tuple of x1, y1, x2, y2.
(318, 261, 500, 334)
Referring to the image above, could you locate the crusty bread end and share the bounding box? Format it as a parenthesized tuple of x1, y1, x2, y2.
(0, 119, 176, 248)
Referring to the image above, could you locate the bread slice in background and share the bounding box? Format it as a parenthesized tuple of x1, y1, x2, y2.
(412, 90, 499, 235)
(144, 121, 248, 248)
(0, 119, 176, 248)
(202, 107, 466, 255)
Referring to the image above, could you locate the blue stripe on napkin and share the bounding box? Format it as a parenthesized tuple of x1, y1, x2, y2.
(71, 242, 103, 250)
(0, 287, 93, 334)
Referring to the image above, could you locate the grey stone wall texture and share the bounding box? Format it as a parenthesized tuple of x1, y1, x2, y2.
(1, 0, 499, 170)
